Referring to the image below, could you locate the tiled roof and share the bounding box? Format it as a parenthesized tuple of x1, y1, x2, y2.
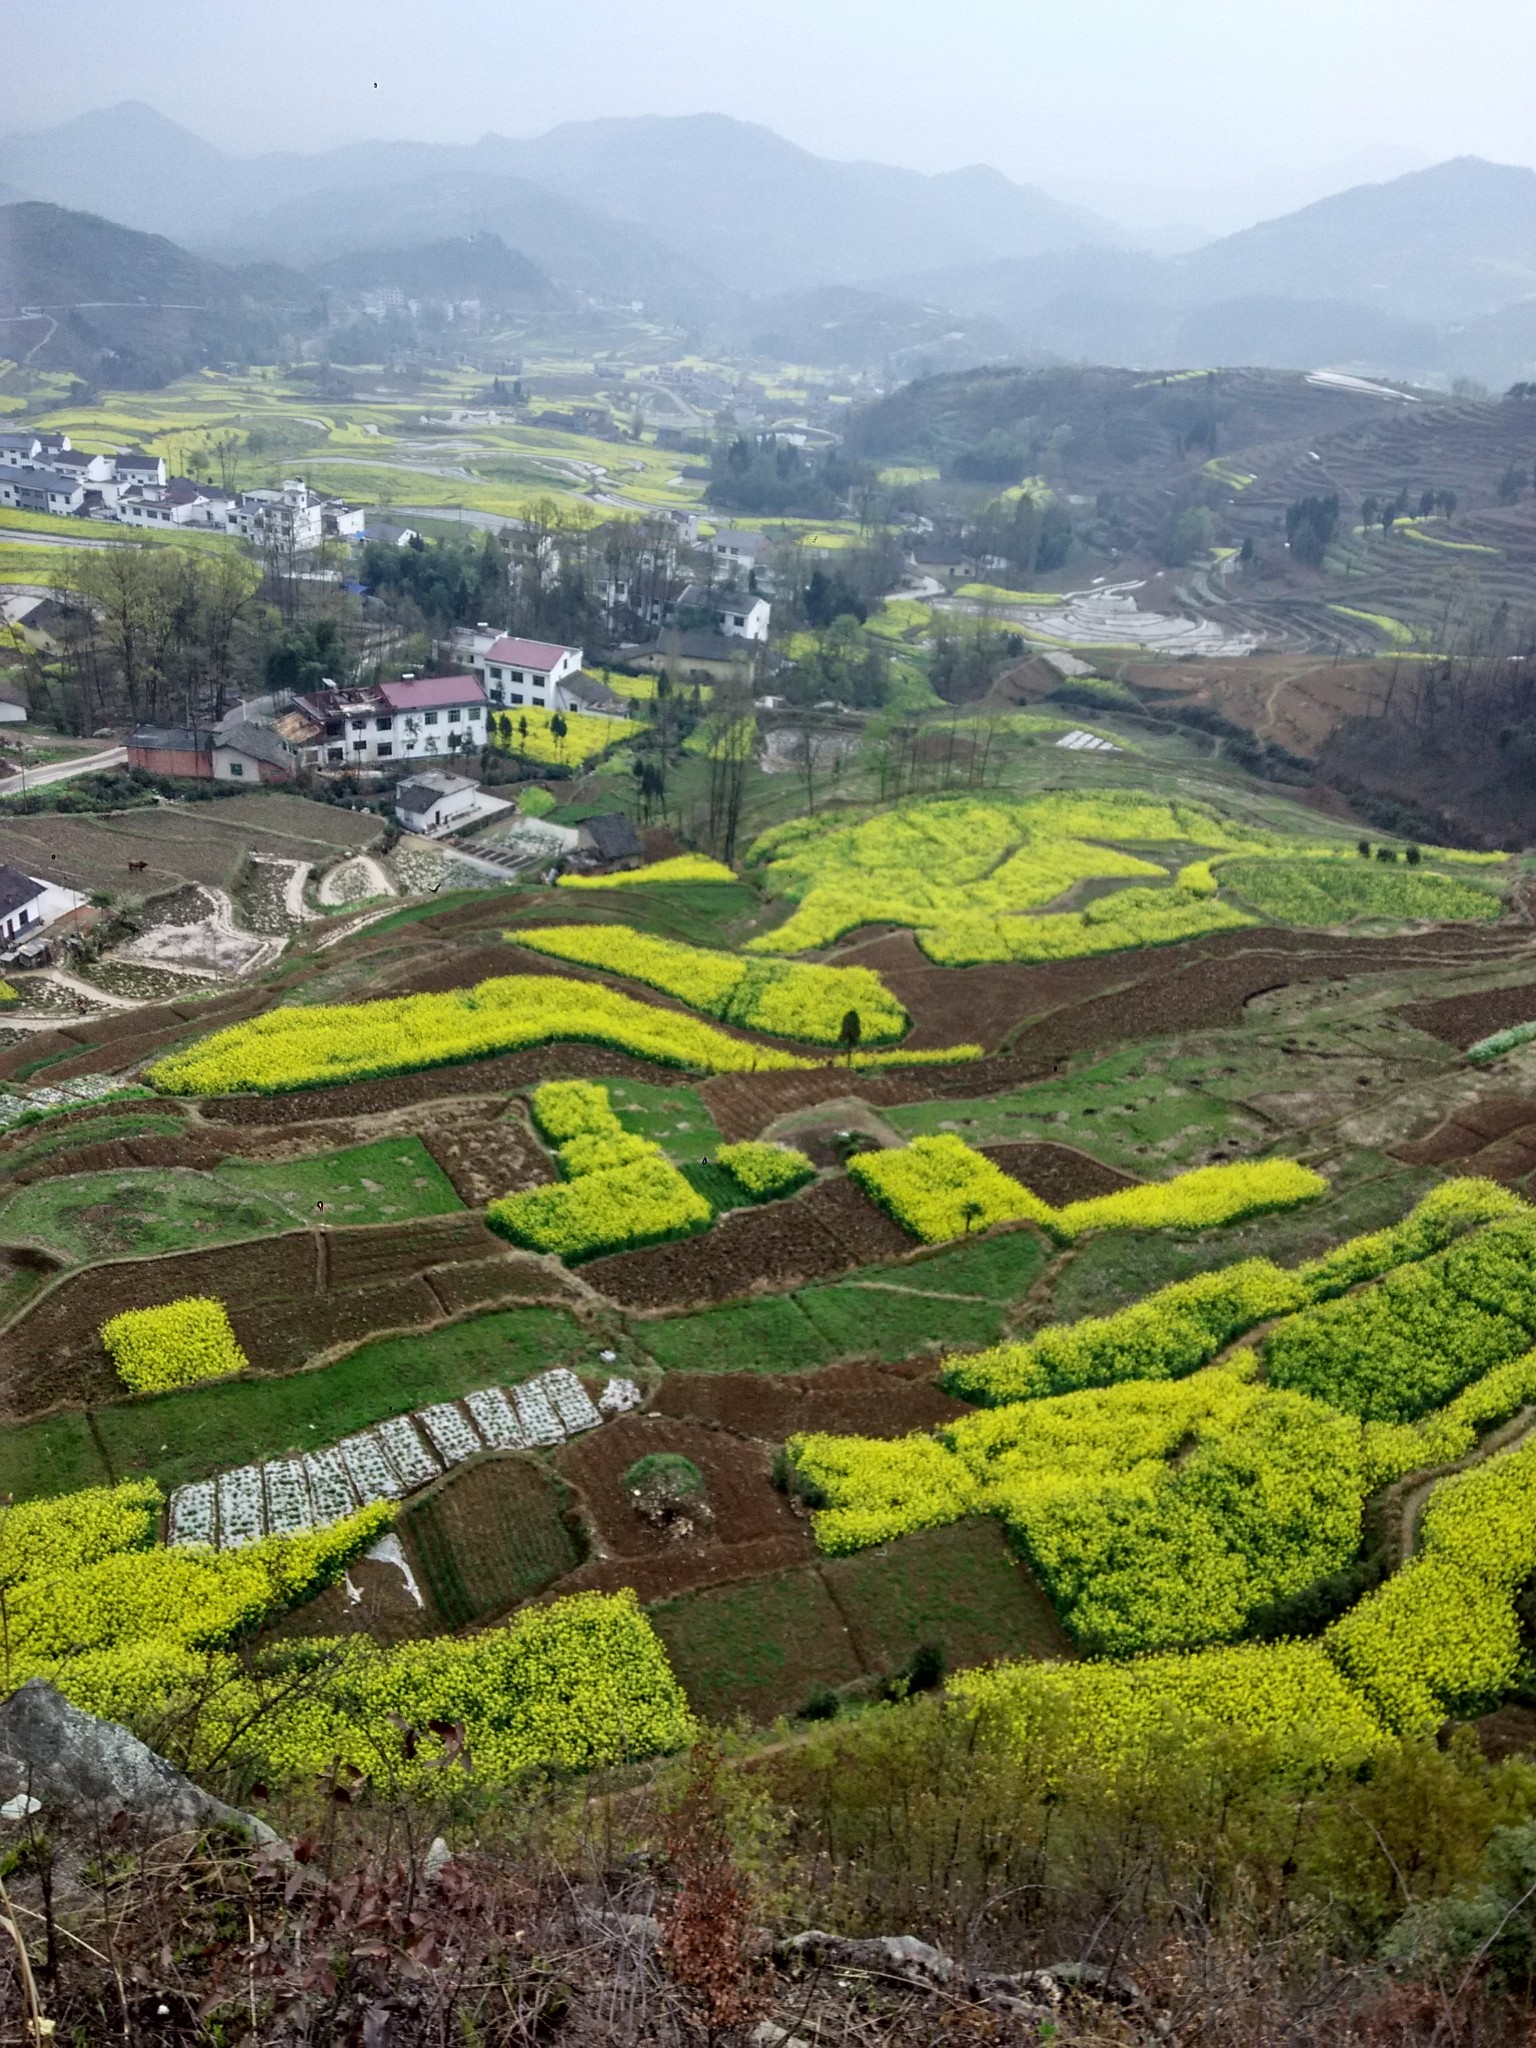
(0, 866, 46, 922)
(377, 674, 487, 712)
(484, 636, 579, 669)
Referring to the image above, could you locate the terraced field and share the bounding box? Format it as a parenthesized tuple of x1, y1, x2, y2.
(1, 723, 1535, 1795)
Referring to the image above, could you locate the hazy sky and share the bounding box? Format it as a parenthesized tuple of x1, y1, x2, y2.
(10, 0, 1536, 230)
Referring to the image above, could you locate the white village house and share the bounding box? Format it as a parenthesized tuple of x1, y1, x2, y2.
(676, 583, 771, 642)
(0, 863, 89, 954)
(288, 674, 489, 767)
(393, 772, 483, 835)
(460, 633, 586, 711)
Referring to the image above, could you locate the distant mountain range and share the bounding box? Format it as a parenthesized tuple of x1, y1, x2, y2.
(0, 103, 1116, 301)
(1, 105, 1535, 386)
(0, 199, 319, 384)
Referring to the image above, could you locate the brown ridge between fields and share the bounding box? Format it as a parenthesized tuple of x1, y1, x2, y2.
(0, 1213, 579, 1421)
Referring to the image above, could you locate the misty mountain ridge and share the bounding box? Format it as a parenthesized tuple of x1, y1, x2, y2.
(0, 198, 319, 384)
(0, 101, 1121, 298)
(2, 109, 1536, 385)
(311, 232, 553, 304)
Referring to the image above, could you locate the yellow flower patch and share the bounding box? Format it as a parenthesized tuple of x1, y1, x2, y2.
(148, 974, 812, 1095)
(101, 1298, 249, 1394)
(559, 855, 737, 888)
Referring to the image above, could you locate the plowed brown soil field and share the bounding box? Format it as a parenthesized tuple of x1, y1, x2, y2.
(1398, 981, 1536, 1050)
(0, 1212, 565, 1417)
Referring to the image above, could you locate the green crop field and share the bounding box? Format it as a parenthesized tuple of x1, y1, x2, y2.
(0, 1139, 460, 1263)
(650, 1570, 864, 1721)
(886, 1048, 1268, 1174)
(406, 1456, 579, 1628)
(606, 1080, 726, 1159)
(0, 1307, 588, 1503)
(821, 1519, 1072, 1673)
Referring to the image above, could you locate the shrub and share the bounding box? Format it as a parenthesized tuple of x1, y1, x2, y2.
(518, 786, 556, 818)
(625, 1453, 704, 1500)
(849, 1134, 1055, 1242)
(717, 1140, 815, 1200)
(101, 1297, 249, 1394)
(1469, 1020, 1536, 1065)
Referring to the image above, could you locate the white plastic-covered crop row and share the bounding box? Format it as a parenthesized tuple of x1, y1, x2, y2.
(167, 1368, 625, 1549)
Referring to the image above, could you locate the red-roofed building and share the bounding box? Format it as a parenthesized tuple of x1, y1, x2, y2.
(377, 674, 488, 715)
(290, 673, 488, 766)
(464, 634, 583, 710)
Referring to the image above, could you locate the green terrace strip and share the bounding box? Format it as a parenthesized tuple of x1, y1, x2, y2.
(507, 923, 911, 1045)
(1220, 858, 1504, 926)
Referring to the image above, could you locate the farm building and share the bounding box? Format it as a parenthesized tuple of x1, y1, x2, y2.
(394, 772, 483, 835)
(574, 812, 644, 872)
(0, 863, 88, 952)
(125, 724, 298, 784)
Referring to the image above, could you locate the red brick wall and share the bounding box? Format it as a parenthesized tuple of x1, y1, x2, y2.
(127, 744, 211, 779)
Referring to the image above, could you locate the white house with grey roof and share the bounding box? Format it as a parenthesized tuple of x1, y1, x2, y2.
(0, 469, 85, 516)
(0, 864, 88, 952)
(393, 772, 483, 835)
